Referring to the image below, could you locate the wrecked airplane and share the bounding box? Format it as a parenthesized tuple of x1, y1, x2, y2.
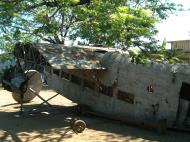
(2, 43, 190, 132)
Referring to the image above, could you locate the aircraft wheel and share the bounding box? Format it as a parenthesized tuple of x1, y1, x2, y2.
(72, 119, 86, 133)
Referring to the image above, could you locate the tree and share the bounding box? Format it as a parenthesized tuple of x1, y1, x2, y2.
(0, 0, 90, 45)
(127, 0, 182, 19)
(72, 2, 158, 48)
(72, 0, 182, 49)
(129, 39, 187, 64)
(0, 0, 181, 48)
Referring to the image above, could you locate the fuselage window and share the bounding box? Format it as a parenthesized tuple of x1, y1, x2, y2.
(117, 90, 134, 104)
(70, 75, 81, 85)
(61, 71, 70, 80)
(53, 69, 60, 76)
(83, 80, 95, 90)
(147, 85, 154, 93)
(99, 84, 113, 97)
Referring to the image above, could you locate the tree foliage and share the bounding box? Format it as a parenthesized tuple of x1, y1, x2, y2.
(129, 39, 187, 64)
(72, 2, 158, 48)
(0, 0, 90, 44)
(127, 0, 182, 19)
(0, 0, 182, 53)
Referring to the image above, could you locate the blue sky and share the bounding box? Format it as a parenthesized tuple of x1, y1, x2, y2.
(156, 0, 190, 41)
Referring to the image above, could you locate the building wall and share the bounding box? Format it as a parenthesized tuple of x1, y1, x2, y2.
(170, 40, 190, 62)
(171, 40, 190, 52)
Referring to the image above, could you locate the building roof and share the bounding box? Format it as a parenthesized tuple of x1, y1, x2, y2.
(167, 39, 190, 43)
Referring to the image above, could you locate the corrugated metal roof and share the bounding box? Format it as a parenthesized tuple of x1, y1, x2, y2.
(167, 39, 190, 43)
(33, 43, 108, 70)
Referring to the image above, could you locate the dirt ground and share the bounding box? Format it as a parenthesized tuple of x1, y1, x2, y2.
(0, 87, 190, 142)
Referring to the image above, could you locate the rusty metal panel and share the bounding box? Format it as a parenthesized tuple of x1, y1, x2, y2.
(37, 44, 107, 69)
(32, 43, 109, 70)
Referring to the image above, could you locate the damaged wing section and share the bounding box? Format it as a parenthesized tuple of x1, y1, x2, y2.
(33, 43, 107, 70)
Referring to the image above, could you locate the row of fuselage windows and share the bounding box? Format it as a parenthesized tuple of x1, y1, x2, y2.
(52, 69, 134, 104)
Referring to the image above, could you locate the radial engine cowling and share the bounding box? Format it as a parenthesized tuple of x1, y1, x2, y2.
(2, 69, 42, 103)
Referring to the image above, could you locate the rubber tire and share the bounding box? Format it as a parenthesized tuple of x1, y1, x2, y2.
(72, 120, 86, 133)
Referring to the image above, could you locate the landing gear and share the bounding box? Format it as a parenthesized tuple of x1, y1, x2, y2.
(65, 117, 86, 133)
(71, 119, 86, 133)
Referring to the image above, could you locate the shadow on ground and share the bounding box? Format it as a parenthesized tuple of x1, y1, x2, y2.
(0, 103, 190, 142)
(0, 104, 79, 142)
